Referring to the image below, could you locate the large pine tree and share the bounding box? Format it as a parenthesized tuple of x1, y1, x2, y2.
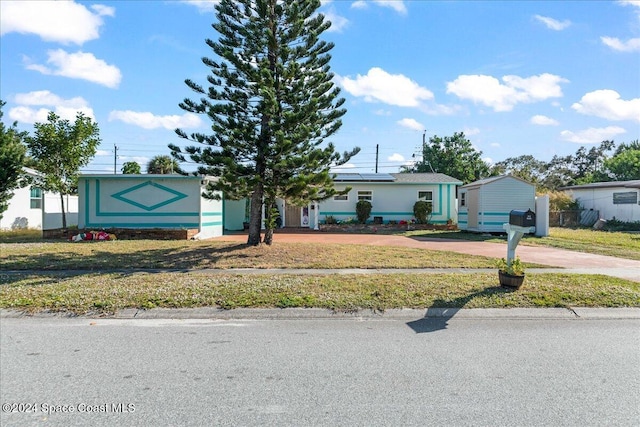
(171, 0, 359, 245)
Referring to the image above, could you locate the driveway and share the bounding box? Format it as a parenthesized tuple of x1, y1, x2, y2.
(218, 231, 640, 281)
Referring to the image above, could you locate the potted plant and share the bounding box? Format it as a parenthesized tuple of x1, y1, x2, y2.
(496, 256, 525, 289)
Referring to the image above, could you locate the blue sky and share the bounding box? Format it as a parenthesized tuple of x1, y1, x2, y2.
(1, 0, 639, 175)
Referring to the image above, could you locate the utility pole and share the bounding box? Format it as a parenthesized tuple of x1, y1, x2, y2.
(113, 144, 119, 174)
(375, 144, 379, 173)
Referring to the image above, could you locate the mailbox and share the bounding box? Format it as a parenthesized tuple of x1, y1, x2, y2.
(509, 209, 535, 227)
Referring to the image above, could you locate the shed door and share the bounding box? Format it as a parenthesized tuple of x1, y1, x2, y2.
(467, 189, 479, 229)
(284, 204, 301, 227)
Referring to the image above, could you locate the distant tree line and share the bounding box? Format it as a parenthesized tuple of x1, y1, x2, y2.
(405, 132, 640, 190)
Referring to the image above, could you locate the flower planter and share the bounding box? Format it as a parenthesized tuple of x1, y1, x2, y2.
(498, 270, 525, 289)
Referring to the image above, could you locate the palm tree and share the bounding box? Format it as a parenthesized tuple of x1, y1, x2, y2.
(146, 155, 182, 174)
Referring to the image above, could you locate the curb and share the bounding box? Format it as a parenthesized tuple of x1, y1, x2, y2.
(2, 307, 639, 320)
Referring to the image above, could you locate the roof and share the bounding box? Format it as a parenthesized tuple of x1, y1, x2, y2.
(461, 174, 534, 189)
(331, 172, 462, 185)
(560, 180, 640, 191)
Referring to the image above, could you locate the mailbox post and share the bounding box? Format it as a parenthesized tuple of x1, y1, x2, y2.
(504, 210, 536, 264)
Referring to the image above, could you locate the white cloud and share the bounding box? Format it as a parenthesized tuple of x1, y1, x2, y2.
(601, 36, 640, 52)
(323, 9, 349, 32)
(560, 126, 626, 143)
(397, 118, 424, 131)
(108, 110, 202, 129)
(373, 1, 407, 14)
(25, 49, 122, 88)
(446, 73, 568, 112)
(531, 115, 559, 126)
(572, 90, 640, 122)
(534, 15, 571, 30)
(331, 163, 356, 171)
(9, 90, 95, 123)
(388, 153, 405, 162)
(180, 1, 219, 13)
(337, 67, 434, 107)
(463, 127, 481, 136)
(0, 1, 112, 45)
(490, 142, 501, 148)
(351, 0, 407, 14)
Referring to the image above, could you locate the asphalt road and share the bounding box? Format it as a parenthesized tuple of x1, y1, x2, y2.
(1, 316, 639, 427)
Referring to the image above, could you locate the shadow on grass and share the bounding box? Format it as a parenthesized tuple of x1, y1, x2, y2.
(406, 286, 515, 334)
(1, 243, 250, 273)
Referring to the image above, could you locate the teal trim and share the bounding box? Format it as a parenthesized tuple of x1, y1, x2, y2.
(480, 212, 509, 216)
(84, 179, 90, 227)
(97, 212, 199, 217)
(83, 222, 200, 228)
(202, 212, 222, 216)
(320, 211, 414, 216)
(480, 221, 507, 225)
(202, 221, 223, 227)
(459, 221, 468, 225)
(111, 180, 189, 211)
(459, 212, 468, 217)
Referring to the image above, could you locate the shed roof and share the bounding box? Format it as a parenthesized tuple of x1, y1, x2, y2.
(461, 174, 534, 189)
(560, 180, 640, 190)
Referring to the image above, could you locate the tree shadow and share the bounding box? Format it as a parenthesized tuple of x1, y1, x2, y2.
(406, 286, 514, 334)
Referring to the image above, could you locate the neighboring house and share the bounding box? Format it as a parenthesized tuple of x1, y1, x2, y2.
(458, 175, 536, 233)
(560, 180, 640, 222)
(78, 174, 223, 238)
(0, 167, 78, 230)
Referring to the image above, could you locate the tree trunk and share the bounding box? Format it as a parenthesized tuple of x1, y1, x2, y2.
(59, 192, 67, 229)
(247, 184, 263, 246)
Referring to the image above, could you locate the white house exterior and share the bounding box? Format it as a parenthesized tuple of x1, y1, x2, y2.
(0, 167, 78, 230)
(560, 180, 640, 222)
(78, 174, 223, 238)
(458, 175, 536, 233)
(311, 173, 462, 227)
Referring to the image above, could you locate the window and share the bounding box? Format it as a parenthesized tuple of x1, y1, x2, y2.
(613, 192, 638, 205)
(30, 187, 42, 209)
(333, 194, 348, 201)
(418, 191, 433, 202)
(357, 190, 372, 201)
(460, 192, 466, 207)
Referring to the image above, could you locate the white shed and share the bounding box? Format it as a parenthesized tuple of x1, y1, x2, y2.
(458, 175, 536, 233)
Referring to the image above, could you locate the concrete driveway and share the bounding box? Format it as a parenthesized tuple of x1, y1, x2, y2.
(218, 231, 640, 281)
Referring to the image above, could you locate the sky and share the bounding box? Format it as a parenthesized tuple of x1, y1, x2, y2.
(1, 0, 639, 175)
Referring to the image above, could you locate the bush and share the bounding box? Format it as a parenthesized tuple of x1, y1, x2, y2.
(355, 200, 372, 224)
(413, 200, 432, 224)
(545, 191, 581, 211)
(324, 215, 338, 225)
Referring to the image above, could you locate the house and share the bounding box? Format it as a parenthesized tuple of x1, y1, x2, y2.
(0, 167, 78, 230)
(560, 180, 640, 223)
(78, 174, 223, 238)
(458, 175, 536, 233)
(233, 172, 461, 231)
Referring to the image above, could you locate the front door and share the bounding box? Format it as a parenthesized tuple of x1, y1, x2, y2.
(284, 204, 301, 227)
(467, 189, 479, 229)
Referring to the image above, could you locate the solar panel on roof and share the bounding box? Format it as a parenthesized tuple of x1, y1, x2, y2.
(359, 173, 395, 181)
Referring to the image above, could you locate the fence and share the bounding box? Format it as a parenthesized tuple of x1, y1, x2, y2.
(549, 210, 599, 227)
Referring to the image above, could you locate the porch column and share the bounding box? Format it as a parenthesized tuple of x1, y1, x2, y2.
(313, 202, 319, 230)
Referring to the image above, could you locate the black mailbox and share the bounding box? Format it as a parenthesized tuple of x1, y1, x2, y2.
(509, 209, 535, 227)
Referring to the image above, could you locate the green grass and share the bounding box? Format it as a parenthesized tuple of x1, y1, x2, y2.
(2, 228, 638, 314)
(406, 227, 640, 261)
(1, 272, 638, 315)
(0, 240, 511, 270)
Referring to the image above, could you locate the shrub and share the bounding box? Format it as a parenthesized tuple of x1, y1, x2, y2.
(545, 191, 581, 211)
(324, 215, 338, 225)
(413, 200, 432, 224)
(355, 200, 372, 224)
